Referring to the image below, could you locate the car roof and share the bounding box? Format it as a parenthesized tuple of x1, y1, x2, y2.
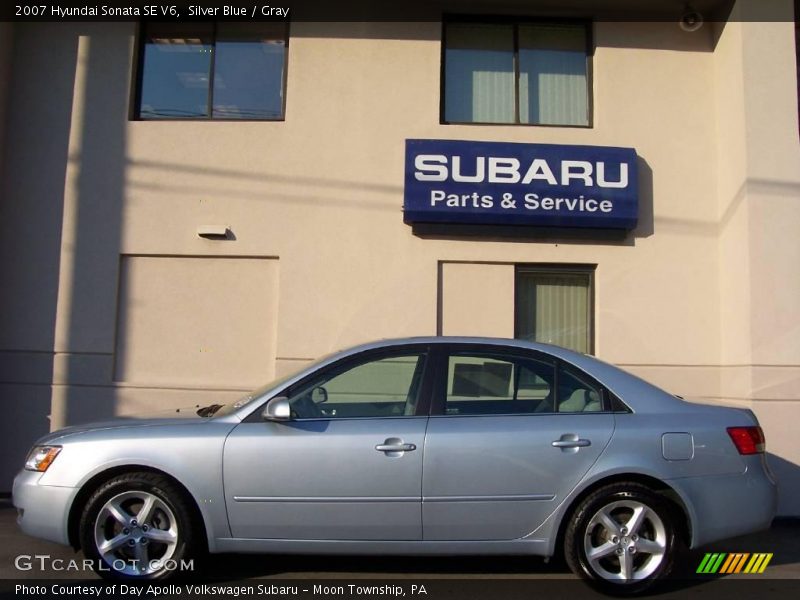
(337, 336, 583, 358)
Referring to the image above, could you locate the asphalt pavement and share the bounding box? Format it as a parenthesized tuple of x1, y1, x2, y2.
(0, 499, 798, 598)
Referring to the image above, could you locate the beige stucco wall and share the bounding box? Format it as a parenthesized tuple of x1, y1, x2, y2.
(0, 22, 80, 491)
(440, 263, 516, 337)
(713, 3, 800, 514)
(0, 1, 798, 514)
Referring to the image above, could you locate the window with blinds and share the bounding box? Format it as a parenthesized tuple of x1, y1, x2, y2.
(443, 19, 591, 127)
(515, 267, 594, 353)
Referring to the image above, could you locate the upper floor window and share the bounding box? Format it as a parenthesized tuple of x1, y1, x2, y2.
(442, 19, 591, 126)
(136, 21, 288, 120)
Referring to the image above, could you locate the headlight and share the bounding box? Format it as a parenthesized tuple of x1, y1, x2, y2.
(24, 446, 62, 472)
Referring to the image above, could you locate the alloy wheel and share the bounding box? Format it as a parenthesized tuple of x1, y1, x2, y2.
(93, 490, 179, 576)
(583, 499, 667, 583)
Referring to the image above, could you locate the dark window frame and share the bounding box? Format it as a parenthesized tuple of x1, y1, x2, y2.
(440, 14, 594, 128)
(443, 348, 557, 414)
(243, 344, 434, 422)
(514, 264, 596, 355)
(132, 20, 290, 122)
(428, 343, 622, 417)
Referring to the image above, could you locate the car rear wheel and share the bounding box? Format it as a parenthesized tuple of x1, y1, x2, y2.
(79, 472, 197, 580)
(564, 482, 677, 595)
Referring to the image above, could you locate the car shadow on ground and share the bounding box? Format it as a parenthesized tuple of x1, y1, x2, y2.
(1, 501, 797, 594)
(189, 553, 733, 598)
(190, 520, 800, 594)
(197, 552, 572, 580)
(188, 518, 798, 579)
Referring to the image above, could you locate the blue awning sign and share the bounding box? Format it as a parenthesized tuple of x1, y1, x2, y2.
(404, 139, 639, 229)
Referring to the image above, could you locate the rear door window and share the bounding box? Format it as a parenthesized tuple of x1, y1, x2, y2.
(444, 352, 556, 415)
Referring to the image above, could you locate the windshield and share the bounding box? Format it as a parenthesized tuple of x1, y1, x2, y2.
(210, 351, 338, 417)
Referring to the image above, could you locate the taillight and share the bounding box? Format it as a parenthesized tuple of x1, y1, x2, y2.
(727, 426, 766, 455)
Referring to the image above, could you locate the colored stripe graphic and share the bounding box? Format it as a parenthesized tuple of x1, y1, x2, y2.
(720, 554, 735, 573)
(696, 553, 714, 573)
(697, 553, 727, 574)
(711, 553, 726, 573)
(720, 553, 749, 574)
(698, 552, 772, 574)
(744, 553, 773, 573)
(733, 553, 750, 573)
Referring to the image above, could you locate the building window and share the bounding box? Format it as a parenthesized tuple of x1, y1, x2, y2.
(442, 19, 591, 126)
(515, 266, 594, 353)
(136, 21, 288, 120)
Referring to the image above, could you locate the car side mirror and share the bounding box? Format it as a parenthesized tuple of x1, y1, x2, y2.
(261, 396, 291, 422)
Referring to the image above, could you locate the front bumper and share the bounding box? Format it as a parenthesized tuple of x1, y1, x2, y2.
(12, 470, 76, 547)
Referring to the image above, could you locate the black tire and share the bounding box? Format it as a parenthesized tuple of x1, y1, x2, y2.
(78, 471, 198, 581)
(564, 482, 677, 595)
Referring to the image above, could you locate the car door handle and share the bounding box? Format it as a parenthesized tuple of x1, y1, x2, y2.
(375, 442, 416, 453)
(551, 438, 591, 448)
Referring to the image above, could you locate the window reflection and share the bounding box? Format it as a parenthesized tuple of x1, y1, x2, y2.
(139, 24, 213, 119)
(138, 22, 287, 120)
(213, 22, 286, 119)
(443, 20, 590, 126)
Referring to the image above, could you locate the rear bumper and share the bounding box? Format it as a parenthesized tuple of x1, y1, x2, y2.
(671, 456, 778, 548)
(12, 469, 75, 547)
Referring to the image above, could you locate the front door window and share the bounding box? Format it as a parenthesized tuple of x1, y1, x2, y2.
(288, 353, 426, 419)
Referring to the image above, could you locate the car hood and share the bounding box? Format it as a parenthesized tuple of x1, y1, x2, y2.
(35, 406, 209, 444)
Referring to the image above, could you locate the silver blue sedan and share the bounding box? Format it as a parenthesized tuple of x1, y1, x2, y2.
(13, 337, 777, 593)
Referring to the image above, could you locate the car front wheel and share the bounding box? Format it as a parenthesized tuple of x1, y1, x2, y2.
(79, 472, 197, 580)
(564, 482, 677, 595)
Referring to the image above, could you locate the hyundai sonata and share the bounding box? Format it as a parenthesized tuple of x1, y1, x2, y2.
(13, 337, 777, 593)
